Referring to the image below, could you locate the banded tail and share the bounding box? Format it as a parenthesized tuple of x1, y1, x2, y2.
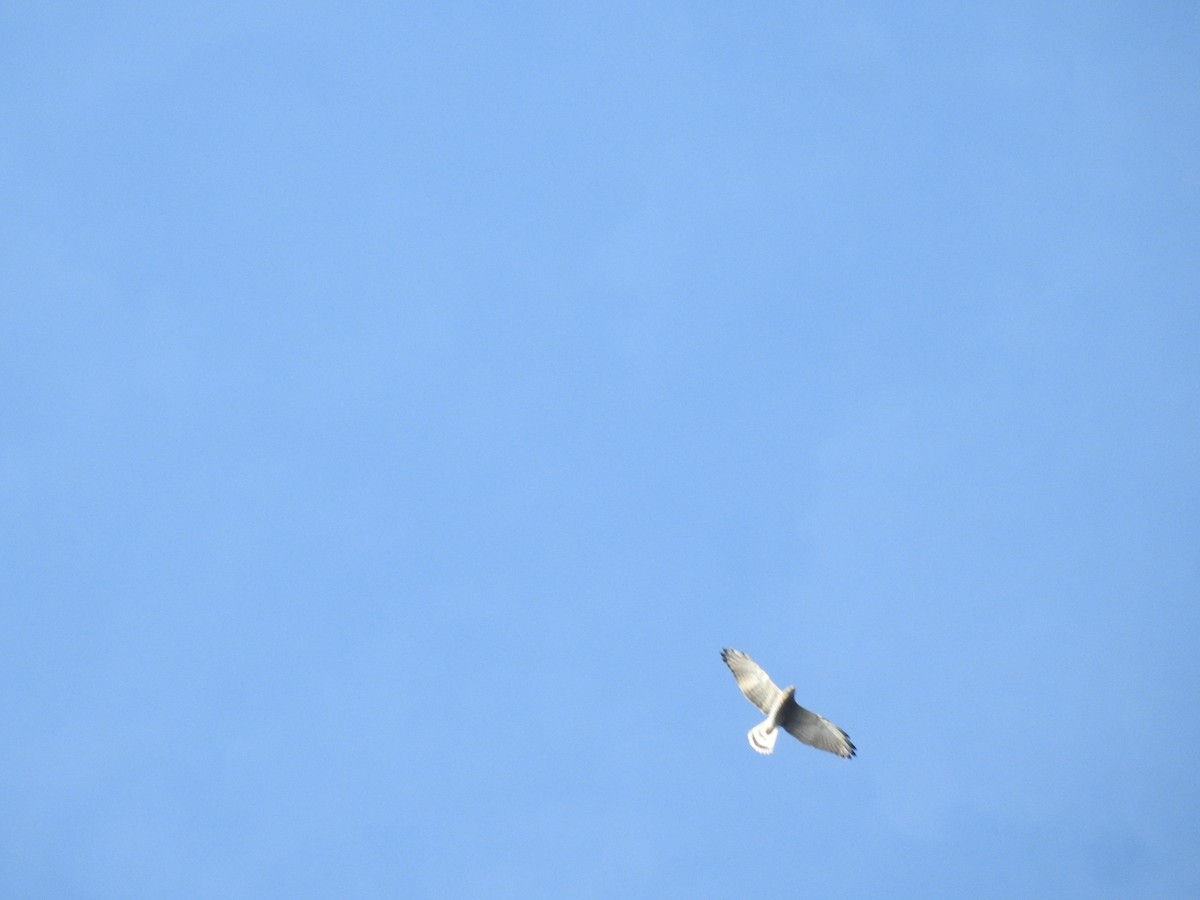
(747, 721, 778, 755)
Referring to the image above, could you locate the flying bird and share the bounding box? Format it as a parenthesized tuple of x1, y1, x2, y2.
(721, 648, 856, 759)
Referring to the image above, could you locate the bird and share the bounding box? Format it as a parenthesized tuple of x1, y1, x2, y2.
(721, 648, 856, 759)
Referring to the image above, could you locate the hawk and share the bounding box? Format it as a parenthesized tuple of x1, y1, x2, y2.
(721, 648, 856, 759)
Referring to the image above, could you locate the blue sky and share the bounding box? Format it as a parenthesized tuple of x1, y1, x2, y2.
(2, 2, 1198, 896)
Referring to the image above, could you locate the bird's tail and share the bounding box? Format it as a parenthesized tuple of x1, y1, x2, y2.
(747, 722, 777, 755)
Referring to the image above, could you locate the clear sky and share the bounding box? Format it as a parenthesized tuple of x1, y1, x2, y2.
(2, 2, 1198, 897)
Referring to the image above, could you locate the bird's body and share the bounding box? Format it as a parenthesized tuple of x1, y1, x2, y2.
(721, 648, 856, 759)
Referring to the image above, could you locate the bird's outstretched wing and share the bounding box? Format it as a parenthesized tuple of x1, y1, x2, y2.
(721, 648, 783, 715)
(780, 702, 857, 759)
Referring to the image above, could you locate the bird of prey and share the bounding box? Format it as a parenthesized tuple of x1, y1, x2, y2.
(721, 648, 856, 759)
